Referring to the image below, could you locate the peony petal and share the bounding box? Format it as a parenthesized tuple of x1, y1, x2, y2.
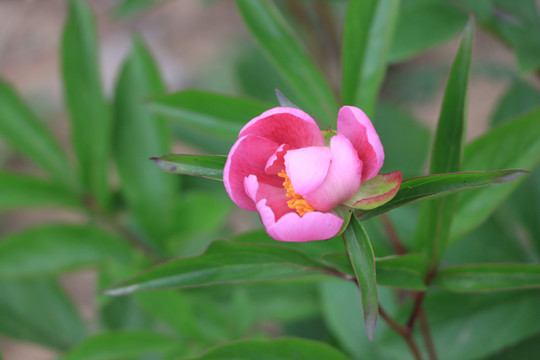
(244, 175, 291, 220)
(337, 106, 384, 182)
(344, 171, 402, 210)
(240, 107, 325, 148)
(284, 146, 332, 195)
(265, 144, 292, 175)
(224, 135, 281, 211)
(255, 198, 344, 242)
(303, 135, 363, 211)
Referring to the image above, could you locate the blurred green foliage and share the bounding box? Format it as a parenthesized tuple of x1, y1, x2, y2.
(1, 0, 540, 359)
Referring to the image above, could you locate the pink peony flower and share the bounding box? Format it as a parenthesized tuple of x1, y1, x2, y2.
(224, 106, 400, 242)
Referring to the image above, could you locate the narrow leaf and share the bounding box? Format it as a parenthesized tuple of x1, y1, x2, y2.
(236, 0, 337, 124)
(343, 216, 378, 341)
(113, 38, 177, 244)
(356, 170, 527, 221)
(0, 172, 82, 211)
(415, 18, 474, 266)
(151, 154, 226, 180)
(433, 264, 540, 292)
(389, 0, 467, 62)
(150, 90, 269, 140)
(275, 88, 299, 108)
(323, 253, 426, 291)
(60, 331, 177, 360)
(187, 338, 350, 360)
(0, 225, 132, 279)
(0, 278, 85, 349)
(341, 0, 399, 116)
(452, 107, 540, 240)
(0, 78, 74, 186)
(105, 241, 333, 296)
(62, 0, 111, 208)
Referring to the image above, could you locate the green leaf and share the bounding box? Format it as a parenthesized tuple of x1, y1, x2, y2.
(389, 0, 468, 62)
(185, 338, 350, 360)
(0, 171, 82, 211)
(151, 154, 226, 180)
(62, 0, 111, 208)
(356, 170, 527, 221)
(60, 330, 177, 360)
(415, 18, 474, 265)
(486, 333, 540, 360)
(425, 290, 540, 359)
(375, 103, 430, 179)
(452, 107, 540, 241)
(341, 0, 400, 116)
(342, 216, 378, 341)
(323, 253, 426, 291)
(0, 278, 85, 349)
(0, 225, 132, 279)
(150, 90, 269, 141)
(433, 264, 540, 292)
(490, 77, 540, 126)
(113, 38, 178, 244)
(0, 78, 74, 186)
(236, 0, 337, 124)
(105, 241, 333, 296)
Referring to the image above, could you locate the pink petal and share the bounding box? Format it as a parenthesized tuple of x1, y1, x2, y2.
(255, 198, 343, 242)
(337, 106, 384, 182)
(239, 107, 325, 149)
(303, 135, 363, 211)
(284, 146, 332, 195)
(224, 135, 281, 211)
(244, 175, 291, 220)
(265, 144, 292, 175)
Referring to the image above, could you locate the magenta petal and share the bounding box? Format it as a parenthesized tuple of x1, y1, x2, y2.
(224, 135, 281, 211)
(256, 199, 343, 242)
(239, 107, 325, 148)
(265, 144, 292, 175)
(244, 175, 291, 220)
(303, 135, 363, 211)
(337, 106, 384, 182)
(284, 146, 332, 195)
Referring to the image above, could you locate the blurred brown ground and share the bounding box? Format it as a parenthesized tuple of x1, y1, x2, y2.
(0, 1, 535, 359)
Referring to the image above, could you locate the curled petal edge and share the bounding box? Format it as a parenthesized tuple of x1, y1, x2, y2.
(344, 171, 402, 210)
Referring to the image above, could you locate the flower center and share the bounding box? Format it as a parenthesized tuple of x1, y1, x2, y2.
(277, 169, 315, 216)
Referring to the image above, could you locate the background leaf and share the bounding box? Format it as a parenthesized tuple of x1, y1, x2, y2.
(236, 0, 337, 124)
(451, 107, 540, 241)
(185, 337, 350, 360)
(343, 216, 378, 341)
(60, 330, 177, 360)
(62, 0, 111, 208)
(414, 19, 473, 265)
(113, 38, 178, 245)
(0, 78, 74, 186)
(0, 278, 85, 350)
(0, 225, 132, 279)
(150, 90, 269, 141)
(341, 0, 399, 116)
(433, 264, 540, 292)
(389, 0, 468, 62)
(0, 172, 82, 211)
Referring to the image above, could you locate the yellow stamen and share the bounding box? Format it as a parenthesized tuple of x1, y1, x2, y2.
(277, 169, 315, 216)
